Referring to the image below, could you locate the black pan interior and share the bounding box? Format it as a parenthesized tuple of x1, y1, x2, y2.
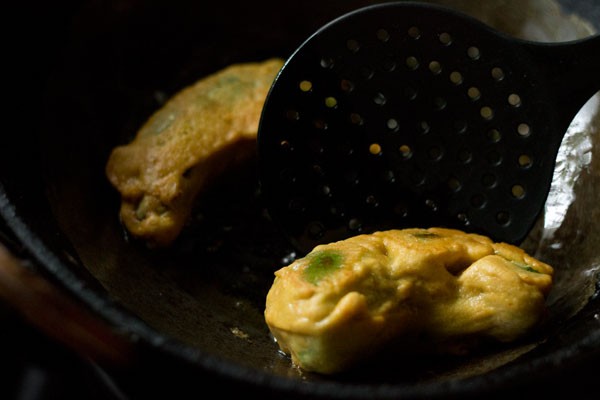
(3, 0, 600, 398)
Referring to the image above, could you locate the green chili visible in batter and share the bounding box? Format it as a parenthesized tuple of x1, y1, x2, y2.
(511, 260, 540, 273)
(303, 250, 344, 285)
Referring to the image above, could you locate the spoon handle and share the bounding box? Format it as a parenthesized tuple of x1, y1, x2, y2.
(524, 35, 600, 130)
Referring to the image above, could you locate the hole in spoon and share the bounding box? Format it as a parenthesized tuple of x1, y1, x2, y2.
(447, 177, 461, 191)
(427, 145, 443, 161)
(488, 129, 501, 143)
(320, 56, 335, 69)
(313, 119, 327, 130)
(486, 150, 502, 166)
(408, 26, 421, 39)
(307, 222, 325, 240)
(376, 28, 390, 42)
(508, 93, 521, 107)
(425, 198, 438, 211)
(383, 59, 397, 72)
(496, 211, 511, 226)
(348, 218, 362, 231)
(347, 39, 360, 52)
(467, 46, 480, 60)
(360, 66, 374, 80)
(340, 79, 355, 92)
(471, 194, 486, 209)
(350, 113, 364, 125)
(394, 203, 409, 217)
(482, 173, 497, 188)
(387, 118, 399, 131)
(299, 80, 313, 92)
(429, 61, 442, 74)
(325, 96, 337, 108)
(434, 97, 447, 110)
(518, 154, 533, 168)
(480, 106, 494, 120)
(458, 148, 472, 164)
(369, 143, 382, 155)
(454, 120, 468, 134)
(406, 56, 419, 70)
(438, 32, 452, 45)
(373, 92, 387, 105)
(511, 184, 526, 199)
(517, 123, 531, 137)
(491, 67, 505, 81)
(366, 194, 378, 206)
(457, 212, 469, 225)
(280, 140, 293, 152)
(405, 86, 418, 100)
(450, 71, 463, 85)
(399, 144, 412, 159)
(418, 121, 430, 134)
(467, 87, 481, 101)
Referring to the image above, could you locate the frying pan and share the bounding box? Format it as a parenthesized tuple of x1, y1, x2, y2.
(2, 0, 599, 398)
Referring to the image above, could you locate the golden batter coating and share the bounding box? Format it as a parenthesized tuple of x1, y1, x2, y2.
(264, 228, 553, 374)
(106, 58, 284, 246)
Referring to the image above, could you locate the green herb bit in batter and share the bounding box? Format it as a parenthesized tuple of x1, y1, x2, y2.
(495, 251, 540, 273)
(303, 250, 344, 285)
(511, 260, 540, 273)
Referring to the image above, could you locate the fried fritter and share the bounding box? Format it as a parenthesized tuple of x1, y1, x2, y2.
(106, 58, 284, 246)
(264, 227, 553, 374)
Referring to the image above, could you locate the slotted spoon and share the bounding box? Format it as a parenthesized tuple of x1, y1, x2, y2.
(257, 1, 600, 254)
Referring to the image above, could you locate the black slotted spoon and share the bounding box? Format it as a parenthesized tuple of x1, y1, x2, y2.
(257, 1, 600, 254)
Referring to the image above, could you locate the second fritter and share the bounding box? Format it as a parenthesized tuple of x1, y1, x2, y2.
(106, 58, 284, 246)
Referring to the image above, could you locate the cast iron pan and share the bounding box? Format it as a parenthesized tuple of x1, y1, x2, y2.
(2, 0, 600, 398)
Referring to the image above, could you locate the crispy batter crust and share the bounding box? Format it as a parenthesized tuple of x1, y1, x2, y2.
(106, 58, 284, 246)
(265, 228, 554, 374)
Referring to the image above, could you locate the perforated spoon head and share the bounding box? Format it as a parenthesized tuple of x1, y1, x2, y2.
(258, 1, 600, 254)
